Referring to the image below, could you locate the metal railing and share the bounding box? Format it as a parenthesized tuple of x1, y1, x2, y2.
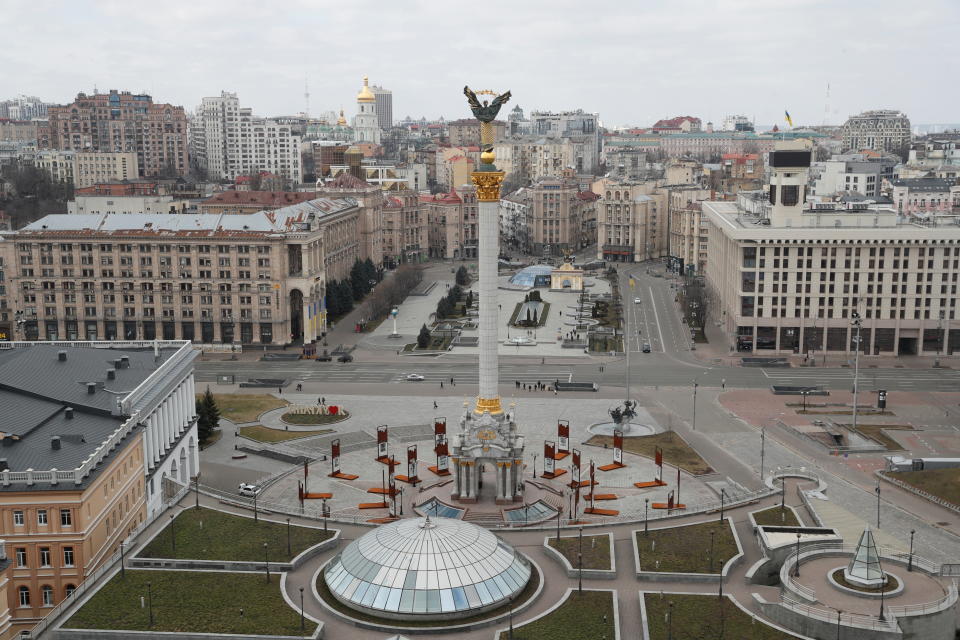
(27, 481, 191, 639)
(886, 580, 957, 616)
(779, 596, 898, 631)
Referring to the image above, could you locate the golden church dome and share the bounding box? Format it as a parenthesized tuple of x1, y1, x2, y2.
(337, 108, 347, 126)
(357, 76, 375, 103)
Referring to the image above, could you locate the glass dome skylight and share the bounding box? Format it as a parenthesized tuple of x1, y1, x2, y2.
(324, 516, 531, 619)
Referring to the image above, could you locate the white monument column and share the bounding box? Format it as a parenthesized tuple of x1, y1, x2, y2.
(452, 459, 461, 497)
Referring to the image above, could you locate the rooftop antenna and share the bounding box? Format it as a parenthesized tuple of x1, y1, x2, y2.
(823, 82, 831, 127)
(304, 75, 310, 119)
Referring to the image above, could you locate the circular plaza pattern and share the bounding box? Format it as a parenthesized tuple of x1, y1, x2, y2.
(323, 516, 531, 620)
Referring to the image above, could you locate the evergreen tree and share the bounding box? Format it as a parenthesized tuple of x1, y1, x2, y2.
(196, 387, 220, 443)
(350, 260, 367, 300)
(363, 258, 378, 284)
(532, 309, 539, 324)
(525, 308, 532, 324)
(417, 324, 431, 349)
(455, 265, 470, 286)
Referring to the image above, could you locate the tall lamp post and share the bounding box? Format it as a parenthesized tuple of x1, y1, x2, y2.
(286, 517, 291, 557)
(169, 514, 176, 553)
(322, 497, 328, 533)
(875, 480, 881, 528)
(851, 311, 863, 433)
(263, 542, 270, 584)
(719, 488, 726, 521)
(299, 586, 305, 631)
(908, 529, 915, 572)
(692, 381, 698, 431)
(577, 526, 583, 594)
(644, 498, 649, 535)
(794, 532, 802, 577)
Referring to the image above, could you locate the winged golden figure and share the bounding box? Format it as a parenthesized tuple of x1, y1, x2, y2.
(463, 86, 512, 123)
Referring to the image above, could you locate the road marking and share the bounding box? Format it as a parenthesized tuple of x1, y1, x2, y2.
(648, 286, 665, 352)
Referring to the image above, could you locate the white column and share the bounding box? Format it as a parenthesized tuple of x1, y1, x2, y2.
(178, 384, 187, 433)
(152, 412, 162, 462)
(504, 463, 513, 501)
(188, 375, 197, 419)
(452, 460, 461, 497)
(496, 464, 504, 500)
(172, 386, 181, 439)
(163, 400, 173, 448)
(473, 463, 480, 498)
(465, 464, 473, 499)
(145, 416, 155, 469)
(477, 198, 500, 401)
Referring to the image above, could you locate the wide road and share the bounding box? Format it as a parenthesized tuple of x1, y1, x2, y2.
(195, 259, 960, 393)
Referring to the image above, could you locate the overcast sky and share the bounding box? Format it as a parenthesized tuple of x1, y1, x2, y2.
(3, 0, 957, 128)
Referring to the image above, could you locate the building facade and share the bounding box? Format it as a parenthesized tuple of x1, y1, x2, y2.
(198, 191, 317, 215)
(46, 91, 189, 178)
(668, 186, 712, 276)
(705, 141, 960, 356)
(0, 199, 360, 345)
(423, 187, 478, 259)
(371, 84, 393, 130)
(191, 92, 302, 183)
(810, 155, 897, 199)
(382, 187, 427, 266)
(447, 119, 506, 147)
(596, 182, 668, 263)
(499, 188, 531, 253)
(891, 178, 960, 214)
(0, 341, 197, 638)
(841, 110, 911, 159)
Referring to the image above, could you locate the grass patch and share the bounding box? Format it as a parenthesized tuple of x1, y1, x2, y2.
(509, 301, 551, 327)
(65, 570, 312, 635)
(501, 589, 614, 640)
(888, 468, 960, 508)
(137, 507, 333, 562)
(239, 424, 334, 443)
(644, 593, 800, 639)
(752, 506, 800, 527)
(316, 559, 540, 628)
(831, 568, 900, 593)
(281, 411, 349, 426)
(588, 334, 623, 353)
(547, 534, 611, 570)
(636, 520, 737, 573)
(586, 431, 713, 475)
(204, 393, 289, 423)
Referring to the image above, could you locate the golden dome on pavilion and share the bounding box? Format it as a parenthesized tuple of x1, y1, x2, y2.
(356, 76, 375, 103)
(337, 108, 347, 126)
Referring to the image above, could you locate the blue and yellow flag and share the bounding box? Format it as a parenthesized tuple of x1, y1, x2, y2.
(784, 110, 794, 127)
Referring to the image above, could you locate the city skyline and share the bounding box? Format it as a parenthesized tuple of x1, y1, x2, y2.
(3, 0, 958, 127)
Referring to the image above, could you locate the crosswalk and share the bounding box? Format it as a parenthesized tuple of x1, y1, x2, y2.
(761, 367, 960, 390)
(388, 371, 574, 384)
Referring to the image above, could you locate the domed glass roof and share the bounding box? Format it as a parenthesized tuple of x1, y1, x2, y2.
(324, 516, 531, 619)
(509, 264, 553, 287)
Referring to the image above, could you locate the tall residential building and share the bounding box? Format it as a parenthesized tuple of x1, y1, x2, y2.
(0, 341, 197, 638)
(667, 186, 712, 276)
(382, 187, 427, 265)
(423, 186, 478, 259)
(499, 188, 531, 253)
(0, 199, 361, 345)
(46, 90, 188, 178)
(0, 96, 52, 120)
(447, 119, 506, 147)
(841, 110, 911, 159)
(526, 178, 598, 256)
(596, 181, 668, 263)
(191, 92, 302, 183)
(529, 110, 600, 172)
(704, 140, 960, 356)
(353, 77, 381, 145)
(371, 84, 393, 130)
(0, 120, 39, 143)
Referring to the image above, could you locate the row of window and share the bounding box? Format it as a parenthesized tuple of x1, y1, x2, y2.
(12, 508, 72, 527)
(19, 243, 272, 254)
(14, 545, 74, 569)
(18, 583, 76, 608)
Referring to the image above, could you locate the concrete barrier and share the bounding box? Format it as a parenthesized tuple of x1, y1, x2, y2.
(56, 629, 322, 640)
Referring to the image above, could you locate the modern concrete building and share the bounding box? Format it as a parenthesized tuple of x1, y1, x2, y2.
(810, 154, 897, 199)
(0, 199, 361, 345)
(0, 341, 197, 638)
(841, 110, 911, 159)
(46, 91, 189, 178)
(0, 96, 51, 120)
(191, 92, 302, 183)
(704, 141, 960, 356)
(370, 84, 392, 130)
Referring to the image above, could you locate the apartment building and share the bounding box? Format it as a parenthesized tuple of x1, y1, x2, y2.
(596, 181, 668, 263)
(46, 90, 189, 178)
(668, 186, 712, 276)
(317, 171, 384, 271)
(704, 141, 960, 356)
(0, 341, 197, 638)
(423, 186, 478, 259)
(382, 187, 427, 265)
(191, 92, 302, 183)
(841, 110, 912, 159)
(0, 120, 38, 143)
(891, 178, 960, 214)
(500, 188, 531, 253)
(810, 154, 897, 199)
(447, 119, 506, 147)
(0, 199, 360, 345)
(526, 178, 598, 256)
(370, 84, 392, 130)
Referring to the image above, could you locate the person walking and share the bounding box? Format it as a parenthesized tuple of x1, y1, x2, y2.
(433, 400, 438, 409)
(278, 386, 282, 394)
(440, 381, 444, 389)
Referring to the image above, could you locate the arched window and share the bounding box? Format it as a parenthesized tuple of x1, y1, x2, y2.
(615, 191, 621, 200)
(18, 586, 29, 607)
(606, 191, 611, 199)
(41, 585, 53, 606)
(65, 584, 77, 598)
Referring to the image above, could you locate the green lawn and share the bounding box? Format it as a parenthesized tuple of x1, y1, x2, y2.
(501, 590, 615, 640)
(636, 520, 737, 573)
(281, 411, 349, 426)
(752, 506, 801, 527)
(239, 424, 334, 442)
(644, 593, 800, 639)
(205, 393, 289, 423)
(547, 534, 612, 570)
(65, 570, 312, 635)
(137, 507, 333, 562)
(888, 468, 960, 508)
(587, 431, 713, 475)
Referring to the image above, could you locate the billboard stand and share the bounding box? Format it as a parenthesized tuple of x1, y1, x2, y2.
(599, 429, 626, 471)
(540, 440, 567, 479)
(328, 438, 358, 480)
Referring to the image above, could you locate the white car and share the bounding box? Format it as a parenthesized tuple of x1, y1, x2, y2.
(405, 373, 426, 381)
(238, 483, 261, 497)
(634, 297, 642, 304)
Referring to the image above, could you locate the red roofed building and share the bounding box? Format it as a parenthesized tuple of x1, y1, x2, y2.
(422, 186, 478, 259)
(651, 116, 702, 134)
(382, 189, 427, 265)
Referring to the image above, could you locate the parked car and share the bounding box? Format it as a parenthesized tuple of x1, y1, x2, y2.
(316, 354, 332, 362)
(238, 483, 261, 497)
(405, 373, 425, 381)
(338, 354, 354, 363)
(642, 342, 651, 353)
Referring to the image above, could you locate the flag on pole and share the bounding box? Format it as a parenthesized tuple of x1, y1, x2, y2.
(784, 110, 794, 128)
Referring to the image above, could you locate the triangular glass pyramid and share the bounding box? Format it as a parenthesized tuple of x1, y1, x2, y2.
(844, 526, 886, 587)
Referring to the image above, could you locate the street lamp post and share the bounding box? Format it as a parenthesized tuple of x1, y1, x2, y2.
(253, 490, 259, 523)
(719, 488, 726, 521)
(667, 601, 674, 640)
(908, 529, 915, 571)
(322, 497, 328, 532)
(286, 518, 291, 557)
(533, 453, 538, 478)
(644, 499, 649, 535)
(194, 472, 201, 510)
(781, 476, 786, 509)
(692, 381, 698, 431)
(508, 594, 515, 639)
(120, 541, 125, 578)
(836, 609, 842, 639)
(760, 426, 766, 482)
(794, 532, 802, 577)
(851, 312, 863, 433)
(264, 542, 270, 583)
(801, 390, 809, 412)
(578, 526, 583, 594)
(875, 480, 881, 528)
(709, 529, 715, 572)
